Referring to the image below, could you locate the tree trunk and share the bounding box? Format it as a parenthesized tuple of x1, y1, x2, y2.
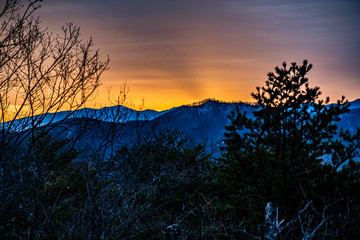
(265, 202, 278, 240)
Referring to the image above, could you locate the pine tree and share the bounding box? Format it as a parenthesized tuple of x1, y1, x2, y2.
(220, 60, 360, 239)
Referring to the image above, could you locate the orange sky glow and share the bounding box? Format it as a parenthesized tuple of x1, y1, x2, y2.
(38, 0, 360, 111)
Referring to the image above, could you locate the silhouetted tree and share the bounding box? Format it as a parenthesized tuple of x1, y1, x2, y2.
(220, 60, 360, 239)
(0, 0, 109, 157)
(0, 0, 108, 238)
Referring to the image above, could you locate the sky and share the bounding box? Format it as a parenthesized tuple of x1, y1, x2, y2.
(38, 0, 360, 110)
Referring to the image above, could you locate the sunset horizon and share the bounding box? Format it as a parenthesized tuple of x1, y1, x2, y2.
(35, 0, 360, 111)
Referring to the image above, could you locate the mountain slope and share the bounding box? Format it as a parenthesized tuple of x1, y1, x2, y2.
(2, 105, 169, 132)
(9, 99, 360, 159)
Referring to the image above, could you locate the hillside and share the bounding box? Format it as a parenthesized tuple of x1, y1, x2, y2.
(36, 99, 360, 159)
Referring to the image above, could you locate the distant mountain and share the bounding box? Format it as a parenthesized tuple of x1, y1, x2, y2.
(338, 99, 360, 134)
(6, 99, 360, 159)
(350, 99, 360, 110)
(43, 105, 168, 123)
(42, 99, 249, 158)
(2, 105, 168, 132)
(148, 100, 255, 155)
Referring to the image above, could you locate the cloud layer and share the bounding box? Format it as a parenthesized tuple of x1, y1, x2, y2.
(39, 0, 360, 109)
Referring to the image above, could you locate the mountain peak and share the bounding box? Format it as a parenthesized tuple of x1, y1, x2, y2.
(350, 99, 360, 109)
(187, 98, 242, 107)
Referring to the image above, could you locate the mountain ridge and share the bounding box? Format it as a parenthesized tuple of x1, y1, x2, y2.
(4, 99, 360, 158)
(8, 98, 359, 126)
